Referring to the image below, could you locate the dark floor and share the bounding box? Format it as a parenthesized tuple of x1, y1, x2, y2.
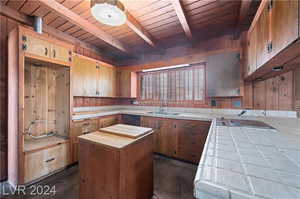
(0, 155, 197, 199)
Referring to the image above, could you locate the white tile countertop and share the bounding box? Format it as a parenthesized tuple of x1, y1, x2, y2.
(194, 119, 300, 199)
(73, 105, 300, 198)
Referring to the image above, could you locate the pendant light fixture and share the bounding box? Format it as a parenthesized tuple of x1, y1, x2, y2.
(91, 0, 127, 26)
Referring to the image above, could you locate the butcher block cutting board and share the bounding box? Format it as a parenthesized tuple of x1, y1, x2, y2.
(100, 124, 152, 139)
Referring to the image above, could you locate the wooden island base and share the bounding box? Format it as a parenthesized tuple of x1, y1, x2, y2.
(78, 126, 154, 199)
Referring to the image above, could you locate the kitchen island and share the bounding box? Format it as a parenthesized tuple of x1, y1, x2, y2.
(78, 124, 154, 199)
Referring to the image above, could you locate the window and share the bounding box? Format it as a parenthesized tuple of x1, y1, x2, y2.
(138, 64, 206, 105)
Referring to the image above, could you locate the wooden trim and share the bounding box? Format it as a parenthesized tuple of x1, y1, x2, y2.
(24, 140, 70, 155)
(248, 0, 269, 34)
(38, 0, 129, 53)
(73, 53, 115, 68)
(171, 0, 192, 38)
(126, 12, 155, 47)
(235, 0, 253, 34)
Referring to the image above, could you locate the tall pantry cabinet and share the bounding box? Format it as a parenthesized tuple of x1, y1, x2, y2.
(8, 26, 73, 186)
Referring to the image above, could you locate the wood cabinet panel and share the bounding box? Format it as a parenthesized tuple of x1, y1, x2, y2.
(23, 34, 51, 59)
(141, 117, 159, 153)
(278, 71, 293, 110)
(50, 43, 72, 64)
(71, 118, 99, 163)
(266, 77, 279, 110)
(99, 65, 117, 97)
(117, 70, 137, 98)
(253, 81, 266, 110)
(176, 120, 210, 163)
(99, 115, 119, 128)
(24, 142, 70, 183)
(256, 4, 270, 68)
(247, 26, 257, 75)
(271, 0, 299, 58)
(73, 55, 98, 96)
(243, 82, 254, 109)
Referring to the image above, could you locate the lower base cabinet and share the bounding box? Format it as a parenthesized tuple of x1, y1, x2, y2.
(24, 142, 70, 183)
(79, 132, 153, 199)
(141, 116, 211, 164)
(71, 115, 120, 163)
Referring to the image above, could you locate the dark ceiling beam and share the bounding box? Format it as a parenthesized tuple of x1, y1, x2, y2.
(235, 0, 253, 35)
(126, 11, 156, 47)
(171, 0, 192, 38)
(38, 0, 130, 53)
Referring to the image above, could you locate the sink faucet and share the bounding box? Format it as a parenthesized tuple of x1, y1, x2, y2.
(238, 110, 247, 117)
(159, 99, 166, 113)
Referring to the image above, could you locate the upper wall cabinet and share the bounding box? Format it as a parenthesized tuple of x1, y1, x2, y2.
(117, 70, 137, 98)
(98, 65, 117, 97)
(245, 0, 299, 79)
(73, 55, 98, 97)
(22, 33, 72, 65)
(73, 54, 117, 97)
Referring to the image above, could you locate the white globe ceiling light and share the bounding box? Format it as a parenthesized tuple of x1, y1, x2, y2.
(91, 0, 127, 26)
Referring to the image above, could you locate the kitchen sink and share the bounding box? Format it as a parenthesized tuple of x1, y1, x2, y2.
(216, 119, 276, 129)
(147, 111, 180, 116)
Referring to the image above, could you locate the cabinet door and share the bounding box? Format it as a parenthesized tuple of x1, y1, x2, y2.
(256, 5, 270, 68)
(117, 70, 137, 98)
(177, 120, 210, 163)
(99, 65, 117, 97)
(71, 120, 84, 163)
(247, 26, 258, 75)
(73, 55, 98, 96)
(50, 43, 72, 64)
(22, 34, 51, 59)
(99, 115, 119, 128)
(141, 116, 160, 153)
(271, 0, 299, 57)
(157, 119, 177, 157)
(24, 142, 69, 183)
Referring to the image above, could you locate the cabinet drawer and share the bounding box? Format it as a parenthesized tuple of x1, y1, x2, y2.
(51, 44, 72, 64)
(82, 119, 99, 133)
(24, 143, 70, 183)
(22, 34, 51, 59)
(99, 115, 119, 128)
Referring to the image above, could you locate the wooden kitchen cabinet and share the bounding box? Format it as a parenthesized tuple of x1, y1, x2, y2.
(98, 64, 117, 97)
(22, 34, 72, 65)
(176, 120, 210, 163)
(8, 26, 73, 186)
(24, 142, 70, 183)
(245, 0, 299, 78)
(270, 0, 299, 58)
(71, 118, 99, 163)
(255, 4, 270, 69)
(142, 117, 177, 157)
(73, 55, 98, 97)
(141, 116, 210, 163)
(117, 70, 137, 98)
(73, 55, 117, 97)
(50, 43, 72, 64)
(247, 24, 257, 75)
(99, 115, 120, 128)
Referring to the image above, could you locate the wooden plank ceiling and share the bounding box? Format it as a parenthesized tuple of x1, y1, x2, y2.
(2, 0, 260, 57)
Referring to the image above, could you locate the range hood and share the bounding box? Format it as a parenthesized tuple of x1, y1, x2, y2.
(206, 52, 241, 97)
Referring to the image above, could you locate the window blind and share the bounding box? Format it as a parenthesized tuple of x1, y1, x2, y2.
(138, 64, 205, 104)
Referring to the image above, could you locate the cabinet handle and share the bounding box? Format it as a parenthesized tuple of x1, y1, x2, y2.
(45, 157, 55, 163)
(68, 50, 72, 55)
(174, 150, 177, 155)
(45, 47, 48, 55)
(69, 57, 72, 62)
(22, 44, 27, 51)
(22, 35, 27, 42)
(53, 49, 56, 58)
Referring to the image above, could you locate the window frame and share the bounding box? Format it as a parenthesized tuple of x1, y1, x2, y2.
(137, 63, 207, 106)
